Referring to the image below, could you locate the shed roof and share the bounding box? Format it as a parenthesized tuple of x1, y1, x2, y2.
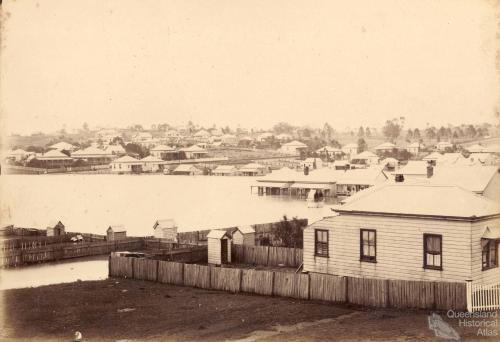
(237, 225, 255, 234)
(282, 140, 307, 147)
(154, 219, 177, 229)
(49, 141, 75, 150)
(108, 225, 126, 232)
(335, 183, 499, 219)
(207, 229, 230, 239)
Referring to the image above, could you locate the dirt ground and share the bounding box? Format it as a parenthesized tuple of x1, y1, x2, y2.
(1, 278, 497, 342)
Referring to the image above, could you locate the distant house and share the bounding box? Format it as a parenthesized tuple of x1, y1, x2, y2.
(239, 163, 267, 176)
(304, 183, 500, 285)
(6, 149, 34, 162)
(193, 129, 211, 142)
(300, 158, 323, 170)
(341, 143, 358, 159)
(280, 140, 307, 155)
(49, 141, 76, 152)
(276, 133, 292, 142)
(316, 146, 343, 160)
(406, 142, 422, 155)
(220, 134, 238, 146)
(232, 226, 255, 246)
(435, 141, 453, 151)
(207, 230, 232, 265)
(105, 144, 126, 157)
(393, 160, 431, 180)
(153, 219, 177, 241)
(335, 167, 388, 196)
(140, 155, 164, 173)
(257, 132, 274, 142)
(110, 156, 143, 173)
(150, 145, 178, 161)
(213, 165, 238, 176)
(374, 142, 396, 153)
(71, 147, 114, 165)
(179, 145, 208, 159)
(47, 221, 65, 237)
(34, 150, 74, 168)
(172, 164, 202, 175)
(132, 132, 153, 144)
(467, 144, 485, 154)
(350, 151, 379, 167)
(107, 225, 127, 241)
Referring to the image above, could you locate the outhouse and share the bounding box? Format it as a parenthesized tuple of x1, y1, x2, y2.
(153, 219, 178, 241)
(107, 225, 127, 241)
(47, 221, 66, 237)
(207, 230, 232, 265)
(232, 225, 256, 246)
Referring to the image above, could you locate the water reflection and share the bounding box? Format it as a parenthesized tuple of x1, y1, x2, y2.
(0, 256, 108, 290)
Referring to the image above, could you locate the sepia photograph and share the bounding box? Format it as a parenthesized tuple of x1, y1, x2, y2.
(0, 0, 499, 341)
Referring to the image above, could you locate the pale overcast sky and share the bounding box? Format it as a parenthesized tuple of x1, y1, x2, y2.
(1, 0, 499, 134)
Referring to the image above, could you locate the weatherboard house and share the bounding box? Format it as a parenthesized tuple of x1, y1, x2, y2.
(304, 183, 499, 285)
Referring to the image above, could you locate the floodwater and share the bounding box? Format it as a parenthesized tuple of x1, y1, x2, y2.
(0, 256, 108, 290)
(1, 174, 335, 236)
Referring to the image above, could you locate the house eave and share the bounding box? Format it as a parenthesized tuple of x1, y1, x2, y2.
(332, 209, 500, 222)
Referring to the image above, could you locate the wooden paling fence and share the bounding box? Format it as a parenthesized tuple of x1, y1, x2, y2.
(467, 281, 500, 312)
(0, 239, 144, 267)
(231, 245, 302, 267)
(109, 256, 467, 310)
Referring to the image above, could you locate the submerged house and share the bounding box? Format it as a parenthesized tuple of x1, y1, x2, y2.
(350, 151, 379, 167)
(179, 145, 208, 159)
(150, 145, 179, 161)
(172, 164, 202, 175)
(140, 155, 164, 173)
(304, 183, 500, 285)
(71, 147, 114, 165)
(335, 167, 388, 196)
(110, 156, 142, 173)
(213, 165, 238, 176)
(239, 163, 267, 176)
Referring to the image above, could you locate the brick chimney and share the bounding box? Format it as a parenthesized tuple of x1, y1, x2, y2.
(427, 164, 433, 178)
(395, 174, 404, 183)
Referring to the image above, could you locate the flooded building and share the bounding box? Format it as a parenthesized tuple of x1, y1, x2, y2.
(239, 163, 267, 176)
(110, 156, 142, 173)
(34, 150, 74, 168)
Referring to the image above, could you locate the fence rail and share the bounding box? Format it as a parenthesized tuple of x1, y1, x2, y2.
(231, 245, 302, 267)
(467, 282, 500, 312)
(109, 256, 467, 311)
(1, 239, 144, 267)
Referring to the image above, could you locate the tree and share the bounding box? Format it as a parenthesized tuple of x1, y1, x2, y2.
(382, 118, 402, 142)
(466, 125, 476, 137)
(272, 215, 303, 248)
(365, 127, 371, 137)
(82, 122, 89, 131)
(406, 129, 413, 140)
(273, 122, 295, 135)
(357, 138, 368, 153)
(413, 128, 421, 139)
(358, 126, 365, 138)
(322, 123, 334, 141)
(125, 143, 149, 158)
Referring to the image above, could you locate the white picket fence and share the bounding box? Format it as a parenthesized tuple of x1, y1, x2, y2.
(467, 281, 500, 312)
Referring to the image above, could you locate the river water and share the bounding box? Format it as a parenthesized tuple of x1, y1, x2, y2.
(1, 174, 334, 236)
(0, 174, 336, 289)
(0, 256, 109, 290)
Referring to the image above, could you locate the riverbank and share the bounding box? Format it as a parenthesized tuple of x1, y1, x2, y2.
(1, 278, 495, 341)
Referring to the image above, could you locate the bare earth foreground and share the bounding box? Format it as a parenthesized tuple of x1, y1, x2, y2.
(0, 279, 497, 342)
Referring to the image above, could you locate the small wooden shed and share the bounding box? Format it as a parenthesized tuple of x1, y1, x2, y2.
(107, 225, 127, 241)
(153, 219, 178, 241)
(232, 225, 256, 246)
(47, 221, 66, 237)
(207, 230, 232, 265)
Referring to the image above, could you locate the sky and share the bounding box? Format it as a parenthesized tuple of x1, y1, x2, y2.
(1, 0, 499, 135)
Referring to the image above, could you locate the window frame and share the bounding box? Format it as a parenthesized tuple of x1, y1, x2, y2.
(423, 233, 443, 271)
(314, 229, 329, 258)
(360, 229, 377, 263)
(482, 239, 498, 271)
